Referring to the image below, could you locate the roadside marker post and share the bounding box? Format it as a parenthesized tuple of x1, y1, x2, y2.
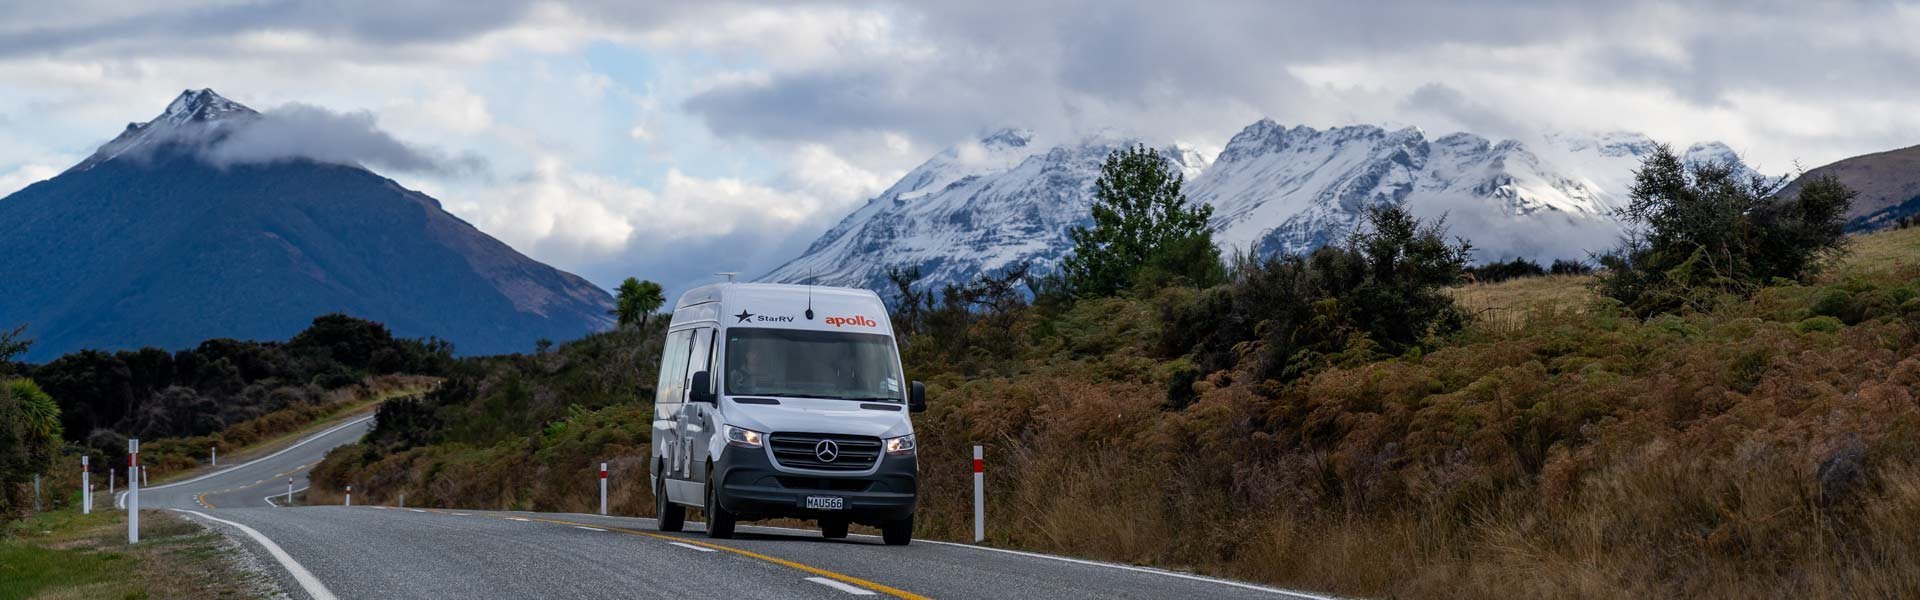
(128, 439, 140, 544)
(345, 485, 352, 507)
(973, 445, 985, 543)
(81, 456, 91, 514)
(599, 462, 609, 516)
(31, 474, 40, 513)
(109, 468, 115, 499)
(211, 445, 218, 467)
(141, 466, 149, 487)
(287, 478, 294, 505)
(399, 493, 405, 509)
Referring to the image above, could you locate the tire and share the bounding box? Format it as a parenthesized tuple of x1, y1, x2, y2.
(704, 470, 736, 539)
(655, 464, 684, 532)
(881, 515, 913, 546)
(820, 518, 849, 539)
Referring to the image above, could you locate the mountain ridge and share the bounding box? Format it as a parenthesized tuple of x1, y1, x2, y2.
(762, 120, 1746, 294)
(1, 89, 614, 361)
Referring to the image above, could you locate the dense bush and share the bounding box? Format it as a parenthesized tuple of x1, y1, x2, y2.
(27, 314, 451, 449)
(310, 322, 666, 509)
(1161, 205, 1472, 387)
(1597, 145, 1854, 317)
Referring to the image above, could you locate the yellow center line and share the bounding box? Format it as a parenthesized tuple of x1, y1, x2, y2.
(417, 510, 926, 599)
(198, 492, 217, 508)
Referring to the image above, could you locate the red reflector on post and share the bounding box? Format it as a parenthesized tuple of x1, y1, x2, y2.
(972, 458, 984, 473)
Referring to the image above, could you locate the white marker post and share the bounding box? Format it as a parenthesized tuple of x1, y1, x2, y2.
(211, 445, 218, 467)
(141, 466, 149, 487)
(287, 478, 294, 505)
(81, 456, 91, 515)
(599, 462, 609, 516)
(972, 445, 985, 543)
(128, 439, 140, 544)
(344, 485, 352, 507)
(109, 468, 115, 500)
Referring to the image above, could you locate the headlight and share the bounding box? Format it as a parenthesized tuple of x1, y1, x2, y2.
(724, 425, 764, 448)
(884, 434, 916, 456)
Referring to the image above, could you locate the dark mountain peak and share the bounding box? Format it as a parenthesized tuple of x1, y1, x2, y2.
(159, 88, 257, 125)
(7, 89, 616, 361)
(73, 88, 261, 172)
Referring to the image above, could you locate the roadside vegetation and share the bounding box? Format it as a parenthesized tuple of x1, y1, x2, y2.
(304, 146, 1917, 598)
(2, 505, 274, 599)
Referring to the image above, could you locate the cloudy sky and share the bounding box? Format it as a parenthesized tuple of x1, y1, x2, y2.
(2, 0, 1916, 293)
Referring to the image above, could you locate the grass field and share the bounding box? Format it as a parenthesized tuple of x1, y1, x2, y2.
(1, 507, 270, 600)
(1449, 225, 1920, 334)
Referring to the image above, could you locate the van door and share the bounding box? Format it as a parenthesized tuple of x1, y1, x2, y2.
(676, 327, 718, 495)
(655, 329, 693, 493)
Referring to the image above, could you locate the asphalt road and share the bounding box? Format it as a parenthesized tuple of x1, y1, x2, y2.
(122, 415, 1334, 600)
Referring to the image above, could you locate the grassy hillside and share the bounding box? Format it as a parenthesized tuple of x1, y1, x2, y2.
(315, 226, 1920, 599)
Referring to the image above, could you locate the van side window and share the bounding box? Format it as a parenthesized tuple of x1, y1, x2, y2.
(655, 330, 693, 405)
(685, 327, 713, 397)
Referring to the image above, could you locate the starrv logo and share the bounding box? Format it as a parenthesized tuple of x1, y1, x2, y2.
(824, 315, 878, 328)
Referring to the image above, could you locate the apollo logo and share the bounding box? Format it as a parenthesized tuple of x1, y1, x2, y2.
(824, 315, 878, 328)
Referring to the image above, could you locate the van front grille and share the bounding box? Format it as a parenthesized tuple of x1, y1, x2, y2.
(769, 432, 882, 471)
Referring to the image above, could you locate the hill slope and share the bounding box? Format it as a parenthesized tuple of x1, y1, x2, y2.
(1778, 144, 1920, 231)
(0, 89, 614, 361)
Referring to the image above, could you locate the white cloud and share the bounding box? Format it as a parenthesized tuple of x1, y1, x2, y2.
(0, 162, 62, 197)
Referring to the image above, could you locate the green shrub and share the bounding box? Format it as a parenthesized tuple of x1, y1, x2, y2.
(1794, 316, 1843, 333)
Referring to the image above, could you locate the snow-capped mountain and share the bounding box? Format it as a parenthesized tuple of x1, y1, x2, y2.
(763, 120, 1746, 295)
(1, 89, 615, 360)
(70, 88, 260, 173)
(760, 129, 1202, 293)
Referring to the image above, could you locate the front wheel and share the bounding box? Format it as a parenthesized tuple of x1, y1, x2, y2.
(704, 471, 736, 539)
(881, 515, 913, 546)
(655, 465, 684, 532)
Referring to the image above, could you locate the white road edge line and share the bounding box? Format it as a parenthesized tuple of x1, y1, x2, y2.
(118, 415, 376, 508)
(573, 525, 607, 532)
(174, 509, 339, 600)
(264, 486, 310, 507)
(667, 541, 716, 553)
(410, 509, 426, 513)
(805, 577, 877, 595)
(506, 517, 531, 522)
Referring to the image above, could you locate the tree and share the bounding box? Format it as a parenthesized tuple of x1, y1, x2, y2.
(611, 278, 665, 330)
(0, 324, 27, 378)
(1, 378, 61, 519)
(1596, 144, 1853, 317)
(1061, 145, 1220, 297)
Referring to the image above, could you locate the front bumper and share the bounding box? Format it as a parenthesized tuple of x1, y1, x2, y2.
(713, 444, 917, 524)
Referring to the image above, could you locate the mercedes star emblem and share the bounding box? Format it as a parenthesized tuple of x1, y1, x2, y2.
(814, 439, 840, 463)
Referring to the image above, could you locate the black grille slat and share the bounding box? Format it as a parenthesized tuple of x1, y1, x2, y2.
(769, 432, 882, 471)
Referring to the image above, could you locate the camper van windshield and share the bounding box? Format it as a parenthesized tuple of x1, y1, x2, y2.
(725, 328, 903, 402)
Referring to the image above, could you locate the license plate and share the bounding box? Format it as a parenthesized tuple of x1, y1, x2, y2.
(805, 496, 845, 510)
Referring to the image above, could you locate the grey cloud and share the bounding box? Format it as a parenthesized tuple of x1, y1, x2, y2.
(206, 104, 488, 176)
(0, 0, 538, 57)
(1399, 83, 1526, 140)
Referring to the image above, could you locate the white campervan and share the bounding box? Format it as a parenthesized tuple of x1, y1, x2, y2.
(650, 283, 925, 545)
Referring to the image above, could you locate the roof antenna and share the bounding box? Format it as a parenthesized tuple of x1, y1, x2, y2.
(805, 269, 816, 320)
(716, 272, 737, 283)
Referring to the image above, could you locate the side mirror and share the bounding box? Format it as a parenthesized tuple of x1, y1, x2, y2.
(908, 381, 927, 413)
(689, 371, 716, 404)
